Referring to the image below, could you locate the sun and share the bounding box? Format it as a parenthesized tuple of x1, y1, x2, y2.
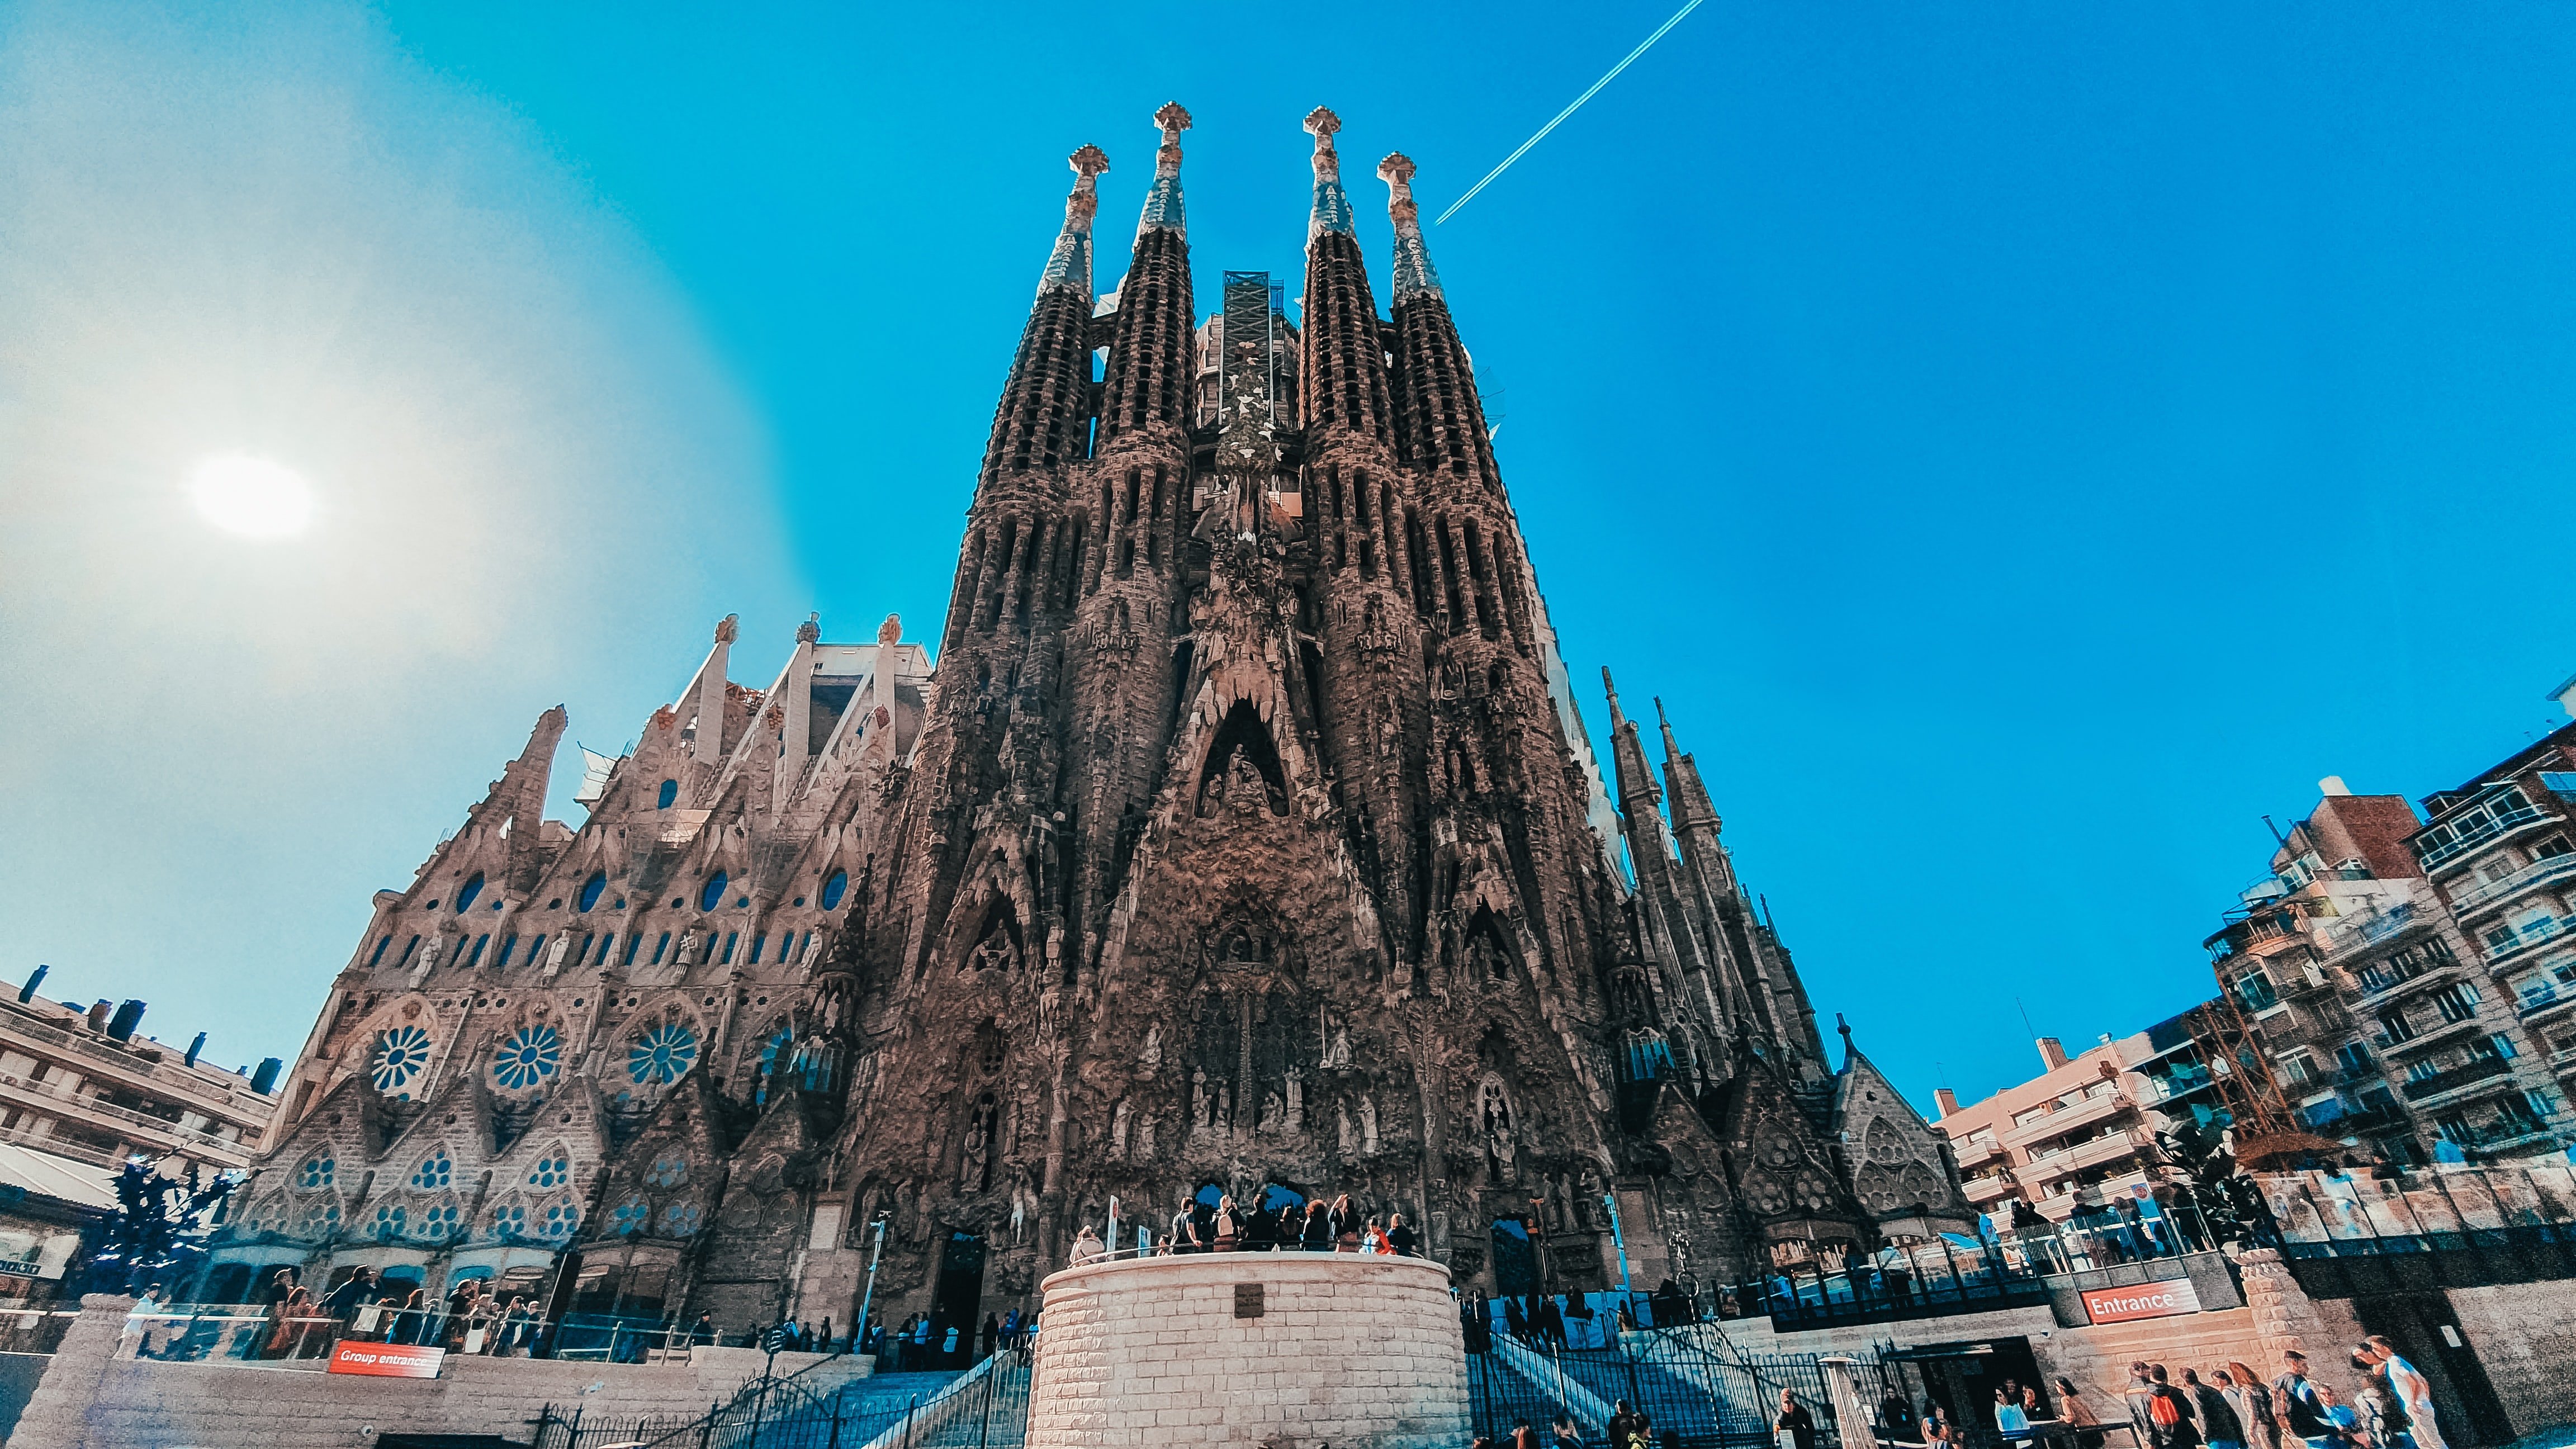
(186, 454, 315, 539)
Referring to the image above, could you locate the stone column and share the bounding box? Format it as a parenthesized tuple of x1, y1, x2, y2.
(2234, 1246, 2331, 1361)
(10, 1293, 135, 1449)
(1820, 1355, 1882, 1449)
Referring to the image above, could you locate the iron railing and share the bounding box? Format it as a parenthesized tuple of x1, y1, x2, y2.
(1466, 1321, 1862, 1449)
(534, 1346, 1029, 1449)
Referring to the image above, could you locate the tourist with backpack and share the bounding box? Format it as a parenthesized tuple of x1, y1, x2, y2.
(2146, 1365, 2203, 1449)
(2276, 1352, 2334, 1449)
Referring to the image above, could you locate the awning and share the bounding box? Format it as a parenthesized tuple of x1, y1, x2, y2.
(0, 1143, 121, 1214)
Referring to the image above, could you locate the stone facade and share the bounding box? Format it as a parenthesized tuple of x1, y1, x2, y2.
(1027, 1252, 1464, 1449)
(219, 105, 1973, 1341)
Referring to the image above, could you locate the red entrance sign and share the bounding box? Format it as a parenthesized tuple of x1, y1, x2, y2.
(2081, 1277, 2203, 1324)
(329, 1341, 447, 1379)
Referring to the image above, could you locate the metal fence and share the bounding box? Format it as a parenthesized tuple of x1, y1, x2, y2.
(1467, 1322, 1862, 1449)
(533, 1347, 1030, 1449)
(116, 1301, 700, 1369)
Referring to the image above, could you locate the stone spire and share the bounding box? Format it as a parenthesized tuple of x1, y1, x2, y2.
(1037, 144, 1110, 299)
(1100, 108, 1196, 444)
(1137, 102, 1189, 237)
(1305, 107, 1355, 241)
(1377, 153, 1442, 301)
(1380, 153, 1497, 490)
(1299, 106, 1396, 452)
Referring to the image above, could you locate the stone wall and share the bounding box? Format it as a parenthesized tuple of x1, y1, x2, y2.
(2444, 1282, 2576, 1439)
(6, 1294, 870, 1449)
(1027, 1252, 1466, 1449)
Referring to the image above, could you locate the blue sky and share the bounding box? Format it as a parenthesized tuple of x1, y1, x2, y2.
(4, 1, 2575, 1114)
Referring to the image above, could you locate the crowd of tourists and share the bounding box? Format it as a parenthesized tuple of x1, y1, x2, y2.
(1877, 1343, 2446, 1449)
(1067, 1192, 1422, 1261)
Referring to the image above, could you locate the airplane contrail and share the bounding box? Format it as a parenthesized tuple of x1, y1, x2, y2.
(1436, 0, 1708, 226)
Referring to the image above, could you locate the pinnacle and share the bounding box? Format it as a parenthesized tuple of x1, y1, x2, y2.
(1304, 106, 1342, 143)
(1069, 144, 1109, 181)
(1153, 102, 1192, 138)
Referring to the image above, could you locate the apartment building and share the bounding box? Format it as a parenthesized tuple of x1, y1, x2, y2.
(1930, 1034, 2181, 1226)
(2203, 705, 2576, 1165)
(0, 970, 279, 1174)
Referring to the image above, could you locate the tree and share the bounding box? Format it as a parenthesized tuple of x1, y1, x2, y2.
(84, 1157, 239, 1296)
(2153, 1115, 2277, 1250)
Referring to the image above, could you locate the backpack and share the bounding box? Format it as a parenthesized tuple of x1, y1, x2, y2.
(2149, 1393, 2183, 1429)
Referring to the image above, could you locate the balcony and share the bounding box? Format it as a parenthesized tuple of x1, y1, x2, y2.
(0, 1072, 252, 1163)
(2417, 802, 2552, 873)
(2517, 983, 2576, 1022)
(1963, 1175, 2019, 1204)
(1949, 1137, 2009, 1169)
(2002, 1090, 2136, 1149)
(2450, 851, 2576, 918)
(2484, 916, 2570, 970)
(2398, 1054, 2515, 1104)
(2377, 1013, 2485, 1057)
(2024, 1129, 2153, 1180)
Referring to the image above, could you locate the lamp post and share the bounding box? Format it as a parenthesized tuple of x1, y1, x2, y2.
(854, 1214, 889, 1359)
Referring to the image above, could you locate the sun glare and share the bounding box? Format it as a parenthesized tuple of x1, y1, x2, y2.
(186, 454, 315, 539)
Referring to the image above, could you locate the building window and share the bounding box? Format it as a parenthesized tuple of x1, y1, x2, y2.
(657, 779, 678, 809)
(700, 872, 729, 912)
(749, 933, 766, 965)
(645, 1153, 689, 1188)
(527, 934, 547, 968)
(456, 874, 484, 913)
(652, 932, 670, 965)
(623, 934, 642, 967)
(578, 873, 608, 913)
(2335, 1041, 2374, 1077)
(2431, 982, 2480, 1024)
(721, 932, 738, 965)
(467, 935, 489, 968)
(492, 1025, 563, 1090)
(2407, 1059, 2441, 1082)
(368, 936, 391, 967)
(822, 870, 849, 910)
(296, 1154, 335, 1190)
(2236, 971, 2280, 1011)
(529, 1150, 571, 1189)
(397, 935, 421, 967)
(2378, 1007, 2416, 1044)
(2538, 773, 2576, 798)
(593, 933, 615, 967)
(409, 1149, 453, 1190)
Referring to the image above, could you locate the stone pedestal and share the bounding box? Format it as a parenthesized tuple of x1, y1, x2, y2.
(1027, 1252, 1467, 1449)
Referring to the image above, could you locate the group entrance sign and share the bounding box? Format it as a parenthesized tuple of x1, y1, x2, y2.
(329, 1341, 447, 1379)
(2080, 1276, 2203, 1325)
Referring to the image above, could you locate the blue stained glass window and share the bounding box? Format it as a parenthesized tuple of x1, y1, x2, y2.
(529, 1151, 570, 1188)
(540, 1198, 580, 1240)
(398, 935, 420, 965)
(661, 1201, 703, 1236)
(623, 935, 642, 966)
(456, 874, 484, 912)
(372, 1204, 407, 1241)
(628, 1023, 699, 1086)
(750, 933, 766, 964)
(579, 873, 607, 913)
(652, 932, 670, 965)
(370, 1026, 434, 1097)
(410, 1149, 453, 1190)
(645, 1153, 689, 1188)
(700, 872, 728, 912)
(491, 1203, 526, 1238)
(721, 932, 738, 965)
(821, 870, 849, 910)
(610, 1196, 650, 1236)
(369, 936, 391, 967)
(467, 935, 489, 968)
(657, 779, 678, 809)
(492, 1024, 562, 1090)
(417, 1201, 459, 1238)
(297, 1155, 334, 1190)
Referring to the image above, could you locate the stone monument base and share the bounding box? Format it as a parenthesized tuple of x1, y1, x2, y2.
(1028, 1251, 1467, 1449)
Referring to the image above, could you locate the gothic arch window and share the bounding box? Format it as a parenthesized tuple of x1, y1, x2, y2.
(296, 1153, 335, 1191)
(456, 874, 485, 913)
(490, 1199, 528, 1240)
(528, 1145, 572, 1189)
(296, 1197, 342, 1239)
(657, 779, 678, 810)
(370, 1202, 409, 1242)
(699, 872, 729, 913)
(414, 1196, 461, 1241)
(409, 1149, 454, 1191)
(1195, 700, 1287, 818)
(368, 1025, 434, 1098)
(660, 1200, 705, 1236)
(245, 1192, 289, 1234)
(577, 872, 609, 913)
(645, 1152, 689, 1189)
(821, 869, 849, 910)
(609, 1195, 650, 1237)
(538, 1196, 581, 1241)
(492, 1022, 563, 1091)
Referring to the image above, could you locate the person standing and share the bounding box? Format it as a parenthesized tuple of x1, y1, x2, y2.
(2128, 1362, 2165, 1448)
(1995, 1387, 2032, 1445)
(2227, 1363, 2281, 1449)
(1332, 1194, 1360, 1251)
(1777, 1390, 1820, 1449)
(1551, 1414, 1585, 1449)
(2056, 1378, 2106, 1449)
(1608, 1399, 1647, 1449)
(2187, 1368, 2243, 1449)
(2365, 1337, 2442, 1449)
(2349, 1353, 2411, 1449)
(2275, 1352, 2334, 1449)
(1881, 1391, 1919, 1443)
(2144, 1365, 2203, 1449)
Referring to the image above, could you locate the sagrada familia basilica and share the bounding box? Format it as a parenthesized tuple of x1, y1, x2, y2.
(216, 105, 1974, 1340)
